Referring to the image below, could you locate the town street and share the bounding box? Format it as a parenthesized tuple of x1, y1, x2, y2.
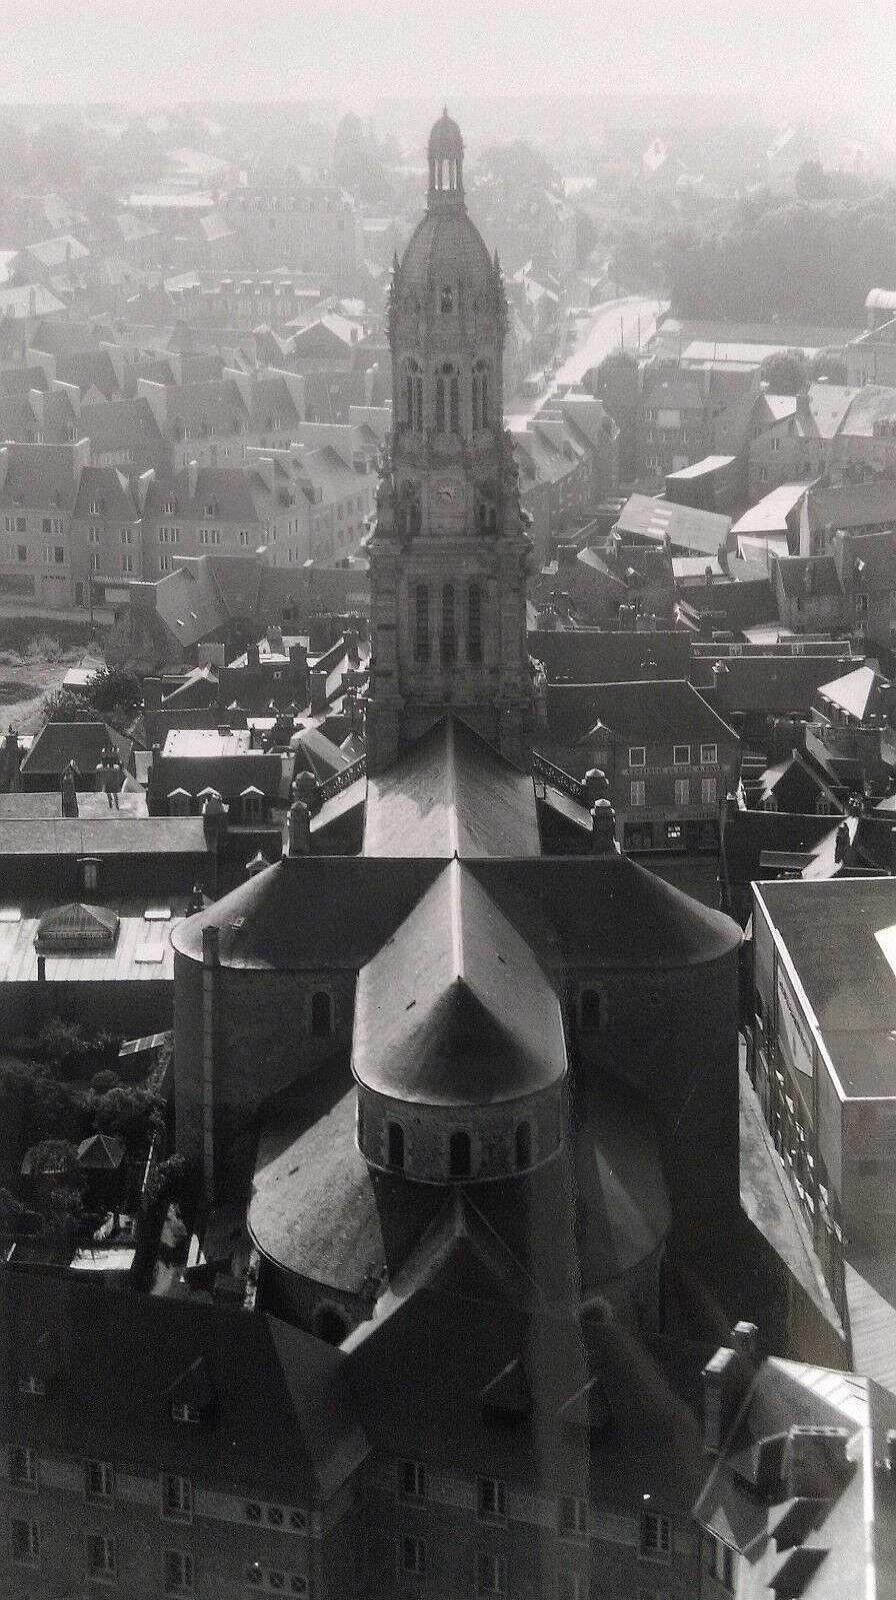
(505, 293, 666, 422)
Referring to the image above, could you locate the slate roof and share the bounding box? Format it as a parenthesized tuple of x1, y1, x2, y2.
(363, 715, 542, 860)
(353, 860, 567, 1107)
(694, 1356, 896, 1600)
(0, 1268, 367, 1501)
(529, 627, 691, 684)
(702, 655, 853, 716)
(546, 679, 736, 748)
(344, 1227, 704, 1501)
(20, 721, 132, 778)
(805, 479, 896, 534)
(172, 856, 443, 971)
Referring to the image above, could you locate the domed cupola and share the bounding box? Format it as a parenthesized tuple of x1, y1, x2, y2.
(352, 860, 567, 1184)
(427, 107, 465, 207)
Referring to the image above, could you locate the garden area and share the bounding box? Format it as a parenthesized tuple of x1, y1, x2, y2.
(0, 1020, 189, 1275)
(0, 625, 106, 736)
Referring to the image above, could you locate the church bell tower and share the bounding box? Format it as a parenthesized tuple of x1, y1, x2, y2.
(365, 110, 534, 772)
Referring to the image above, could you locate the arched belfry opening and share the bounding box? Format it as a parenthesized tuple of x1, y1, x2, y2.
(428, 109, 465, 207)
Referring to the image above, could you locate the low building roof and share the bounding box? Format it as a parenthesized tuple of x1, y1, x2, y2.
(756, 876, 896, 1098)
(0, 816, 209, 857)
(665, 454, 737, 480)
(731, 482, 809, 537)
(0, 901, 179, 982)
(615, 494, 731, 555)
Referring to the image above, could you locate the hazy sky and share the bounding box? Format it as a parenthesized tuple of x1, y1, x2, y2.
(0, 0, 891, 121)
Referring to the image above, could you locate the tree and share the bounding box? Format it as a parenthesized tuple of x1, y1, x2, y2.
(41, 1186, 84, 1254)
(760, 349, 808, 395)
(93, 1085, 164, 1154)
(41, 689, 97, 724)
(22, 1138, 80, 1180)
(807, 351, 847, 385)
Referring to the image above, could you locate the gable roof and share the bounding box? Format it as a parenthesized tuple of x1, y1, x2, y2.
(731, 482, 809, 538)
(0, 1268, 367, 1500)
(816, 664, 879, 721)
(546, 680, 736, 748)
(363, 715, 542, 860)
(20, 721, 132, 777)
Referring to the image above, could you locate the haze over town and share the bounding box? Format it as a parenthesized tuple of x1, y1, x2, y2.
(1, 5, 896, 1598)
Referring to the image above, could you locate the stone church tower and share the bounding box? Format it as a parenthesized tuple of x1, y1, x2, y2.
(365, 110, 535, 772)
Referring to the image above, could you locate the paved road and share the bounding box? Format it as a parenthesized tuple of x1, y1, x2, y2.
(505, 294, 666, 423)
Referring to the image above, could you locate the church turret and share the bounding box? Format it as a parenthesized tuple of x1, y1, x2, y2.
(366, 109, 534, 772)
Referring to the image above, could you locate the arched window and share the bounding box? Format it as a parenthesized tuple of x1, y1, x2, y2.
(449, 1130, 471, 1178)
(515, 1122, 532, 1170)
(387, 1121, 405, 1172)
(435, 377, 446, 434)
(442, 583, 456, 665)
(472, 362, 491, 432)
(415, 584, 430, 663)
(441, 285, 453, 315)
(311, 990, 333, 1039)
(467, 584, 482, 664)
(404, 360, 423, 433)
(580, 987, 601, 1036)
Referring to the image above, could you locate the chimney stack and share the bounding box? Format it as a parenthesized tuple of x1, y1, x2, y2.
(287, 800, 311, 857)
(584, 767, 609, 808)
(202, 925, 219, 968)
(590, 799, 616, 854)
(143, 677, 163, 711)
(701, 1326, 756, 1454)
(783, 1427, 850, 1500)
(310, 669, 328, 714)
